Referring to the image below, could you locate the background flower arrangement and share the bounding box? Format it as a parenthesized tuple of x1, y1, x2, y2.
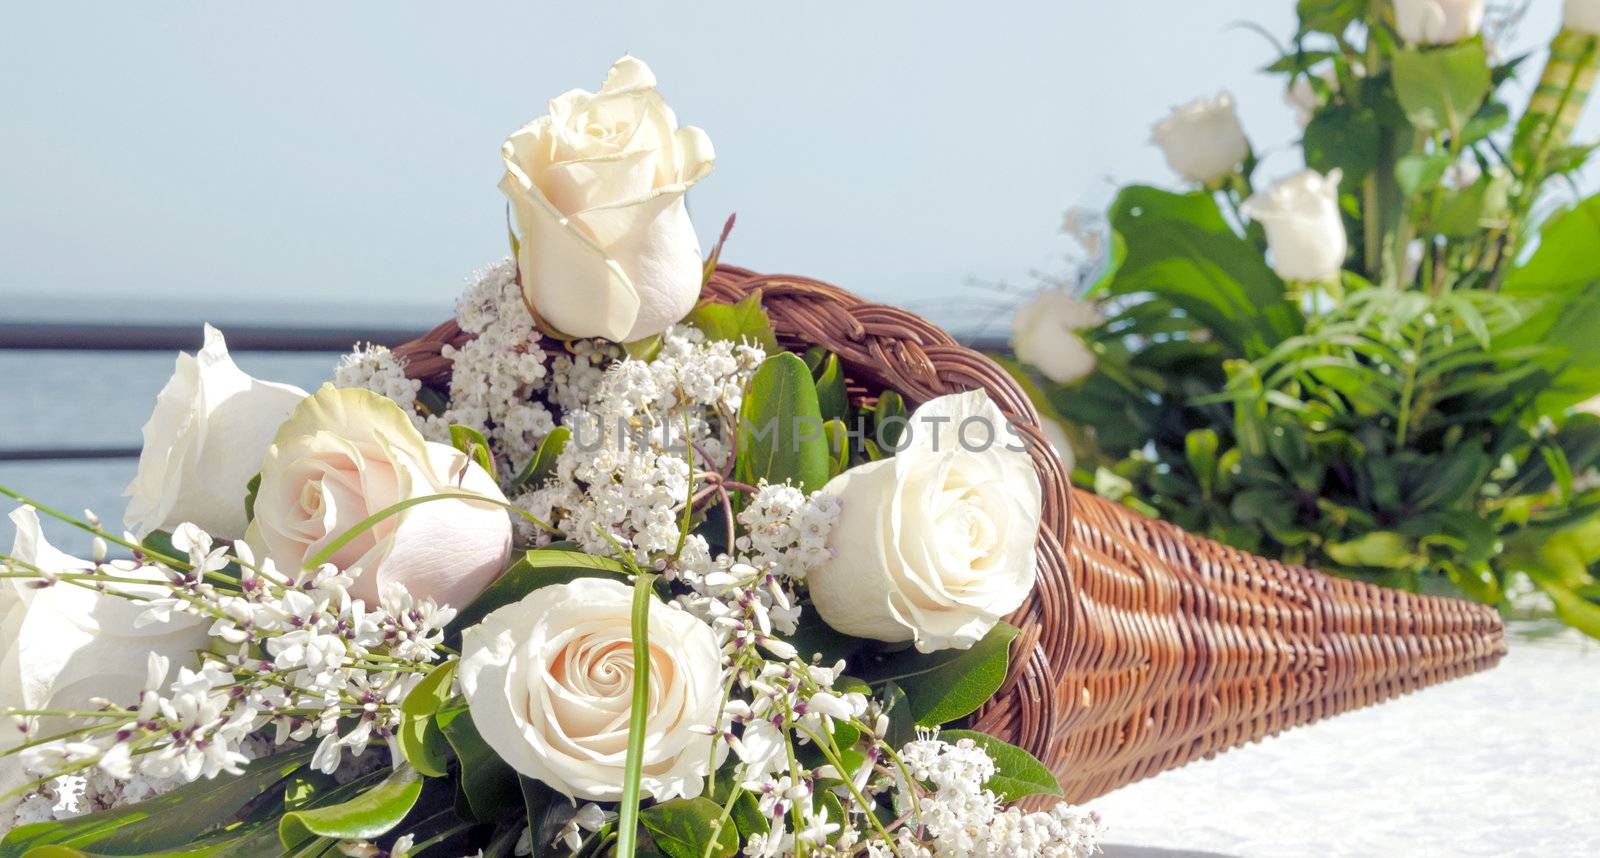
(0, 58, 1101, 858)
(1009, 0, 1600, 638)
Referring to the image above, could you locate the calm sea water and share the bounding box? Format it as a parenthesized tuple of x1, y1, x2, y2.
(0, 350, 343, 547)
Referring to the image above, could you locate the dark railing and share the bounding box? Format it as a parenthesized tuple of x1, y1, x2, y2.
(3, 323, 1007, 462)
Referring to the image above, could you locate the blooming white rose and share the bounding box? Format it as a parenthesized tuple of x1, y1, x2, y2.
(124, 325, 307, 540)
(1012, 288, 1104, 385)
(1241, 169, 1349, 283)
(1568, 0, 1600, 36)
(246, 385, 512, 610)
(1151, 93, 1250, 185)
(1395, 0, 1485, 45)
(808, 391, 1043, 653)
(1, 507, 209, 799)
(458, 577, 722, 802)
(500, 55, 716, 343)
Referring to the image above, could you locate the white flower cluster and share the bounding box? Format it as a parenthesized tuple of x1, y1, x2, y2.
(882, 733, 1104, 858)
(520, 327, 766, 561)
(5, 524, 454, 805)
(335, 260, 556, 467)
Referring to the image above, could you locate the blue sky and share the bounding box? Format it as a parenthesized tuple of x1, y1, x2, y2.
(1, 1, 1592, 330)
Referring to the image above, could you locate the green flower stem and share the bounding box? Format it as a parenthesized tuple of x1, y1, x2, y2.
(615, 569, 659, 858)
(800, 724, 893, 844)
(0, 484, 187, 570)
(702, 765, 746, 858)
(304, 492, 556, 570)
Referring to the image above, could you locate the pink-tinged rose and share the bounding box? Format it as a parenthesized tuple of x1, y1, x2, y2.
(247, 385, 513, 610)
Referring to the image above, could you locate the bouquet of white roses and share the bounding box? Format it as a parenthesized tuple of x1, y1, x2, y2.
(0, 57, 1101, 858)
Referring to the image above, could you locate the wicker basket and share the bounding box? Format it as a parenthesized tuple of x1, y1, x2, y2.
(395, 265, 1508, 803)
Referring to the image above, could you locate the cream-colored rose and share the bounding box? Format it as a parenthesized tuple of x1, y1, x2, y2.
(1395, 0, 1485, 45)
(808, 391, 1043, 653)
(500, 56, 716, 344)
(1151, 93, 1250, 185)
(1012, 288, 1103, 385)
(1241, 169, 1349, 284)
(1568, 0, 1600, 36)
(246, 385, 512, 610)
(124, 325, 307, 540)
(2, 507, 209, 799)
(458, 577, 722, 802)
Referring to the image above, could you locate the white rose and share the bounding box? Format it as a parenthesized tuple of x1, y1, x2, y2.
(246, 385, 512, 610)
(1568, 0, 1600, 36)
(1012, 288, 1103, 385)
(2, 507, 209, 799)
(1151, 93, 1251, 185)
(808, 391, 1043, 653)
(1394, 0, 1484, 45)
(500, 56, 716, 343)
(124, 325, 307, 540)
(458, 577, 722, 802)
(1241, 169, 1349, 283)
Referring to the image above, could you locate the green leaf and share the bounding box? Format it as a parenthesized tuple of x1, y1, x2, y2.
(879, 682, 916, 750)
(509, 426, 570, 493)
(858, 622, 1021, 726)
(1324, 531, 1424, 569)
(736, 352, 830, 492)
(623, 334, 664, 362)
(822, 419, 851, 479)
(1296, 0, 1362, 35)
(452, 548, 628, 634)
(520, 777, 555, 856)
(1395, 152, 1455, 196)
(1303, 104, 1380, 187)
(0, 748, 311, 855)
(639, 798, 738, 858)
(1392, 42, 1491, 135)
(243, 473, 262, 523)
(437, 706, 521, 823)
(685, 292, 781, 354)
(277, 765, 422, 849)
(397, 659, 459, 777)
(1097, 186, 1301, 357)
(813, 353, 850, 424)
(937, 731, 1064, 801)
(449, 424, 497, 482)
(1185, 429, 1221, 495)
(1501, 193, 1600, 414)
(872, 391, 909, 451)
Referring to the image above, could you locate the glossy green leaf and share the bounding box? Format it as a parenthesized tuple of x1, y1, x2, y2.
(1303, 104, 1380, 187)
(452, 548, 628, 634)
(685, 292, 781, 354)
(449, 424, 498, 482)
(858, 622, 1020, 726)
(822, 418, 851, 478)
(0, 748, 311, 856)
(938, 730, 1064, 801)
(813, 352, 850, 424)
(438, 706, 522, 823)
(736, 352, 830, 492)
(639, 798, 738, 858)
(398, 659, 459, 777)
(278, 765, 422, 848)
(873, 390, 909, 451)
(509, 426, 571, 493)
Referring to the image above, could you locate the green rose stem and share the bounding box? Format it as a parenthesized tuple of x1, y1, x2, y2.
(616, 567, 658, 858)
(303, 492, 556, 570)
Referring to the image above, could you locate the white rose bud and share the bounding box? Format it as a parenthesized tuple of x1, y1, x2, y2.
(124, 325, 307, 540)
(500, 56, 716, 343)
(1012, 289, 1103, 385)
(1151, 93, 1251, 185)
(2, 506, 209, 800)
(1568, 0, 1600, 36)
(247, 385, 512, 610)
(1242, 169, 1349, 284)
(1394, 0, 1485, 45)
(458, 578, 722, 801)
(808, 391, 1043, 653)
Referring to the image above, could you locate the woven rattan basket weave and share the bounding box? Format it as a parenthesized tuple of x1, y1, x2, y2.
(395, 264, 1508, 803)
